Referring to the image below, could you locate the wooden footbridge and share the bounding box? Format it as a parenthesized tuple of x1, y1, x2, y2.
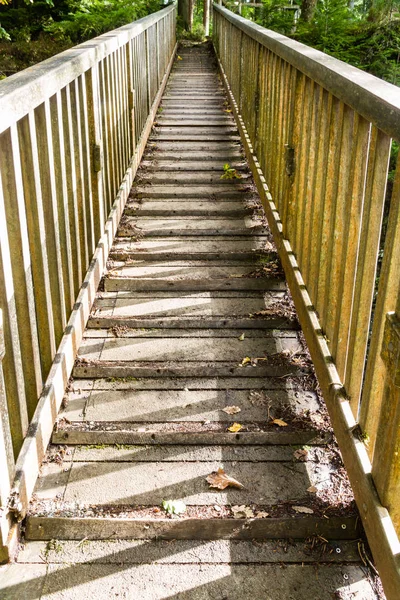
(0, 4, 400, 598)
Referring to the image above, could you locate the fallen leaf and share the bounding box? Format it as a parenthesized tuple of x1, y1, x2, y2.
(206, 468, 244, 490)
(222, 405, 241, 415)
(228, 422, 242, 433)
(238, 333, 245, 341)
(177, 55, 183, 60)
(272, 418, 288, 427)
(256, 511, 270, 518)
(240, 356, 251, 366)
(292, 505, 314, 514)
(162, 499, 186, 515)
(307, 486, 318, 493)
(293, 449, 309, 461)
(232, 505, 254, 518)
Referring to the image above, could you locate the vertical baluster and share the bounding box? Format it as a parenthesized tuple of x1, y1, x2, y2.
(98, 60, 112, 213)
(306, 91, 332, 303)
(17, 113, 56, 375)
(372, 296, 400, 534)
(0, 146, 29, 453)
(127, 39, 136, 160)
(332, 117, 371, 381)
(70, 81, 89, 279)
(61, 86, 82, 293)
(49, 92, 75, 314)
(286, 72, 305, 245)
(323, 107, 355, 354)
(78, 75, 95, 257)
(34, 101, 67, 344)
(0, 127, 42, 414)
(85, 66, 105, 241)
(345, 129, 391, 416)
(0, 309, 15, 560)
(298, 82, 320, 280)
(316, 98, 344, 320)
(360, 156, 400, 456)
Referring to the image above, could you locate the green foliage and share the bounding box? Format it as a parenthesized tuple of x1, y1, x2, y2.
(45, 0, 162, 43)
(221, 163, 241, 180)
(258, 0, 298, 35)
(294, 0, 356, 59)
(0, 0, 163, 76)
(162, 499, 187, 515)
(248, 0, 400, 87)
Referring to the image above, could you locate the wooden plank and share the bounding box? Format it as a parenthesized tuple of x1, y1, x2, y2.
(26, 515, 360, 541)
(53, 428, 328, 447)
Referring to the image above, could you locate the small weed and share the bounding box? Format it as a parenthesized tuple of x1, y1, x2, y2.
(42, 539, 63, 561)
(221, 163, 241, 180)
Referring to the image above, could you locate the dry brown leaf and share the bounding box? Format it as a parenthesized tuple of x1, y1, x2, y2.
(227, 422, 242, 433)
(272, 418, 288, 427)
(222, 406, 241, 415)
(292, 506, 314, 514)
(256, 511, 270, 518)
(307, 485, 318, 493)
(231, 505, 254, 519)
(206, 468, 244, 490)
(240, 356, 251, 366)
(293, 449, 309, 461)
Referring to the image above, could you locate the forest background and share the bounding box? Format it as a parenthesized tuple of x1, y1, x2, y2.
(0, 0, 399, 86)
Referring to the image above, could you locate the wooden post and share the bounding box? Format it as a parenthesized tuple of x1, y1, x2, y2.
(204, 0, 210, 36)
(0, 309, 17, 563)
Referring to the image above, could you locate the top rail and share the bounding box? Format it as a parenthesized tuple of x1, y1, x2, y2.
(0, 4, 175, 135)
(213, 4, 400, 139)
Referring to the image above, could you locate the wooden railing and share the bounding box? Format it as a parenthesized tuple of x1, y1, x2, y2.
(0, 3, 176, 559)
(213, 4, 400, 598)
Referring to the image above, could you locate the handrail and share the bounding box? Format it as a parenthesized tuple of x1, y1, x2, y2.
(0, 3, 176, 560)
(213, 5, 400, 598)
(214, 5, 400, 138)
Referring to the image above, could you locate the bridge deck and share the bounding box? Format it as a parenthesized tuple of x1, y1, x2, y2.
(0, 44, 381, 599)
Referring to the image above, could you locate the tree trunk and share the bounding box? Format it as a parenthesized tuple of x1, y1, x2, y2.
(203, 0, 210, 36)
(300, 0, 318, 22)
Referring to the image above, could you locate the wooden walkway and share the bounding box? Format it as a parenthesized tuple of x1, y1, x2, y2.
(0, 44, 381, 599)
